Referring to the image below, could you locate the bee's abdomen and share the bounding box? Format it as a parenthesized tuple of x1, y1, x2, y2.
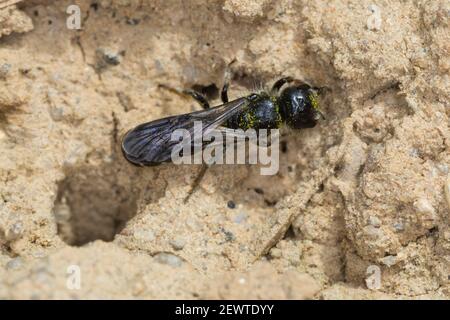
(225, 97, 282, 130)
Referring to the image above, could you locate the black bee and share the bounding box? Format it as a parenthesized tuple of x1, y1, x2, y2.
(121, 77, 324, 166)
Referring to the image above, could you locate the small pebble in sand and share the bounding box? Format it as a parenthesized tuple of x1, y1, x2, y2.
(6, 221, 24, 241)
(367, 216, 381, 228)
(0, 63, 11, 79)
(233, 212, 247, 224)
(380, 255, 397, 267)
(154, 253, 183, 267)
(393, 222, 405, 232)
(414, 198, 435, 214)
(5, 257, 23, 270)
(227, 200, 236, 209)
(170, 237, 186, 250)
(269, 248, 282, 259)
(413, 198, 437, 225)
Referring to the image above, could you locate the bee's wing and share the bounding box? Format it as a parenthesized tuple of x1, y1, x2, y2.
(121, 97, 249, 165)
(206, 126, 280, 149)
(207, 126, 258, 146)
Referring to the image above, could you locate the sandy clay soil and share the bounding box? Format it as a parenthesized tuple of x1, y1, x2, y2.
(0, 0, 449, 299)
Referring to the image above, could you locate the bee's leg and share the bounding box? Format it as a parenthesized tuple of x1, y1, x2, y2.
(183, 164, 209, 204)
(312, 86, 330, 95)
(221, 58, 236, 103)
(271, 77, 294, 94)
(221, 82, 229, 103)
(258, 131, 272, 147)
(183, 89, 210, 109)
(257, 128, 282, 148)
(158, 84, 210, 109)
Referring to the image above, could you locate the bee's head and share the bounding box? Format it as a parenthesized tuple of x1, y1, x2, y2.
(278, 84, 324, 129)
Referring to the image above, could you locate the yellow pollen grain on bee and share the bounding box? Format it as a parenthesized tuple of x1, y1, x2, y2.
(309, 93, 319, 110)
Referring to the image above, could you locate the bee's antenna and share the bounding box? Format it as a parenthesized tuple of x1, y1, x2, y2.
(257, 79, 264, 93)
(313, 86, 330, 95)
(251, 78, 258, 92)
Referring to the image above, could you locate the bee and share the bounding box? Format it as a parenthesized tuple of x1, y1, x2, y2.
(121, 77, 324, 166)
